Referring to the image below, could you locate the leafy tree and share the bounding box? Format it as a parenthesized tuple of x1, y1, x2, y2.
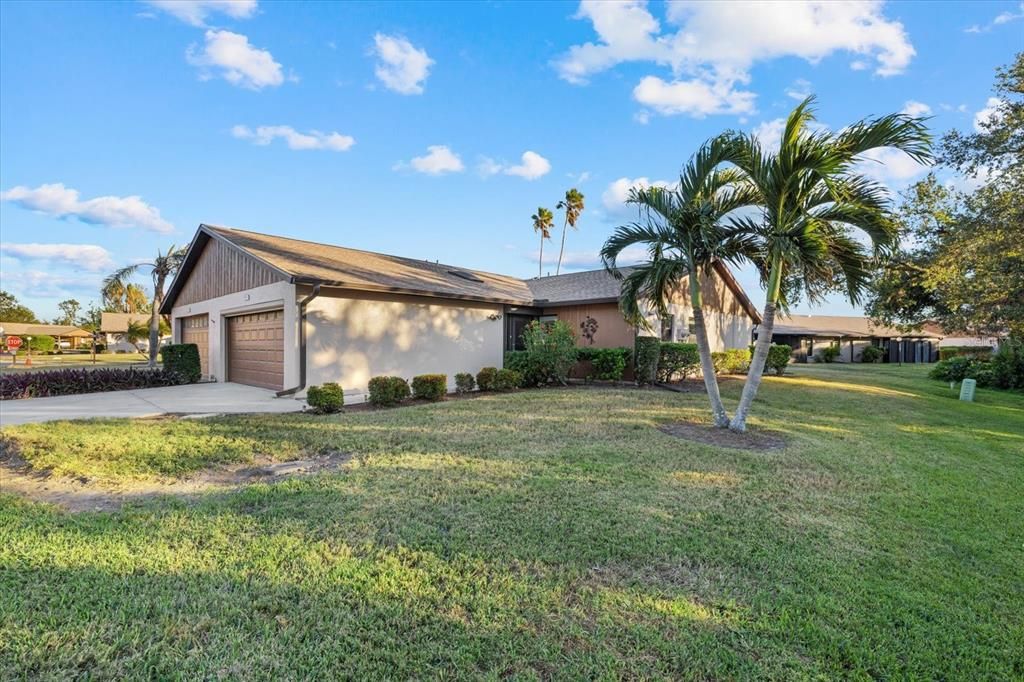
(55, 299, 81, 326)
(102, 280, 150, 313)
(103, 246, 186, 367)
(0, 290, 38, 323)
(555, 188, 585, 275)
(601, 136, 758, 427)
(532, 207, 554, 278)
(724, 97, 931, 431)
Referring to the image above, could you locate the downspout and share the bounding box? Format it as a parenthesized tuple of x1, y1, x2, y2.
(276, 283, 322, 397)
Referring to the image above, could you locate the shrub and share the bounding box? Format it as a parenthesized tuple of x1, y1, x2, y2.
(990, 338, 1024, 390)
(929, 356, 980, 383)
(492, 368, 521, 391)
(658, 342, 700, 382)
(713, 348, 752, 374)
(412, 374, 447, 401)
(815, 345, 841, 363)
(634, 336, 660, 385)
(765, 344, 792, 376)
(161, 343, 202, 383)
(503, 350, 540, 386)
(590, 347, 631, 381)
(521, 320, 577, 385)
(454, 372, 476, 394)
(476, 367, 498, 391)
(969, 365, 995, 388)
(367, 375, 410, 406)
(24, 335, 56, 354)
(860, 345, 884, 364)
(0, 367, 186, 401)
(306, 382, 344, 413)
(939, 346, 993, 361)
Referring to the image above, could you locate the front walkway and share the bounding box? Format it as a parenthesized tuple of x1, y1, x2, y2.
(0, 382, 305, 426)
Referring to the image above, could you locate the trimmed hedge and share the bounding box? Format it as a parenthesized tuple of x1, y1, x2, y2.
(367, 376, 410, 406)
(412, 374, 447, 401)
(939, 346, 993, 361)
(658, 342, 700, 382)
(306, 382, 344, 413)
(0, 367, 187, 401)
(492, 368, 521, 391)
(860, 345, 884, 363)
(765, 344, 793, 376)
(634, 336, 660, 385)
(454, 372, 476, 394)
(503, 351, 538, 387)
(591, 347, 631, 381)
(162, 343, 202, 383)
(476, 367, 498, 391)
(815, 345, 841, 363)
(712, 348, 751, 375)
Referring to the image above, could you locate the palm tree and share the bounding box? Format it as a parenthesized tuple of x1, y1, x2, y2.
(532, 207, 554, 277)
(601, 137, 759, 427)
(103, 245, 187, 367)
(555, 188, 585, 275)
(724, 97, 932, 431)
(124, 319, 149, 356)
(102, 281, 149, 313)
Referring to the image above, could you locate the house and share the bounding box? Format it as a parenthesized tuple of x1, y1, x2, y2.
(160, 224, 760, 401)
(756, 314, 941, 363)
(100, 312, 161, 353)
(0, 322, 92, 349)
(921, 322, 1003, 349)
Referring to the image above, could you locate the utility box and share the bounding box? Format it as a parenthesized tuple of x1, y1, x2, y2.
(960, 378, 977, 402)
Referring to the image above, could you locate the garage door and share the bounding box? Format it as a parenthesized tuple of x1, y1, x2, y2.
(227, 309, 284, 390)
(180, 314, 209, 378)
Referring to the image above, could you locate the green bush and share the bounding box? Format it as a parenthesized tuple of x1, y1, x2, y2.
(503, 350, 540, 386)
(454, 372, 476, 394)
(23, 335, 56, 354)
(939, 346, 993, 361)
(634, 336, 660, 385)
(492, 368, 521, 391)
(860, 345, 884, 363)
(969, 365, 995, 388)
(929, 356, 980, 383)
(476, 367, 498, 391)
(815, 345, 841, 363)
(521, 320, 577, 385)
(713, 348, 752, 374)
(306, 383, 344, 413)
(765, 344, 792, 376)
(412, 374, 447, 401)
(990, 338, 1024, 390)
(367, 375, 410, 406)
(591, 347, 631, 381)
(657, 342, 700, 382)
(161, 343, 201, 383)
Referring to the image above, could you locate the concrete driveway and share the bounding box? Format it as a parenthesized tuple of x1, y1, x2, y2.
(0, 382, 306, 426)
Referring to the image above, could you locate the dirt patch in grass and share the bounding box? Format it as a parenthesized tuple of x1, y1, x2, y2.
(0, 451, 351, 513)
(658, 421, 786, 452)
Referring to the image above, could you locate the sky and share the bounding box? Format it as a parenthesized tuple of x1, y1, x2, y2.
(0, 0, 1021, 321)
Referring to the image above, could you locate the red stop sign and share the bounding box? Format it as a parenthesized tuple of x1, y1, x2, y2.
(6, 336, 23, 350)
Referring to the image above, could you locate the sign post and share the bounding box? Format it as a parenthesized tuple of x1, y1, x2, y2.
(6, 335, 23, 365)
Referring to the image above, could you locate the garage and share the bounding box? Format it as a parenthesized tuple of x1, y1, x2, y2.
(179, 314, 209, 378)
(226, 309, 284, 390)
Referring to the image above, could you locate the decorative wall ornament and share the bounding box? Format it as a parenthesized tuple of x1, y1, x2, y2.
(580, 316, 598, 345)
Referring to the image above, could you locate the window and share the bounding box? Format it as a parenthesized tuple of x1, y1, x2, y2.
(688, 320, 696, 338)
(660, 315, 674, 341)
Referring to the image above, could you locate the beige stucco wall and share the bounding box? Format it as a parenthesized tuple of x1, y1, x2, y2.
(306, 289, 504, 403)
(635, 272, 755, 351)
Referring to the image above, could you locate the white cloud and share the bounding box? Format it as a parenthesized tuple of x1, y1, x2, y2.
(901, 100, 932, 117)
(602, 176, 673, 215)
(856, 147, 929, 187)
(568, 171, 591, 184)
(1, 183, 174, 233)
(555, 245, 650, 270)
(752, 118, 786, 151)
(395, 145, 464, 175)
(0, 243, 115, 272)
(371, 33, 433, 95)
(965, 3, 1024, 32)
(974, 96, 1003, 133)
(478, 151, 551, 180)
(144, 0, 257, 27)
(2, 269, 101, 299)
(187, 30, 284, 90)
(231, 125, 355, 151)
(556, 0, 914, 119)
(786, 78, 813, 100)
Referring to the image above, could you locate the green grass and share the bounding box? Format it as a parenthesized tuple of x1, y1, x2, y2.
(1, 365, 1022, 679)
(0, 352, 154, 374)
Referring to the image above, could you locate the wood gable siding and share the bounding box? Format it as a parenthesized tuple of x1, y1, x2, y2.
(176, 238, 285, 306)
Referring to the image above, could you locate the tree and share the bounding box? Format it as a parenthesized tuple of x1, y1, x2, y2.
(124, 319, 149, 355)
(601, 137, 758, 427)
(555, 188, 585, 275)
(55, 299, 81, 326)
(724, 97, 932, 432)
(102, 280, 150, 313)
(532, 207, 554, 278)
(0, 291, 38, 323)
(102, 246, 186, 367)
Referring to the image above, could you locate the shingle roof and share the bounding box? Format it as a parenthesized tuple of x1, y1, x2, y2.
(526, 267, 637, 304)
(770, 314, 937, 338)
(0, 322, 92, 338)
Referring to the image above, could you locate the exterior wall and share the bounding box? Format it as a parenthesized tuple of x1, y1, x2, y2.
(305, 289, 505, 403)
(636, 272, 755, 351)
(177, 237, 284, 307)
(542, 302, 635, 349)
(938, 336, 1000, 348)
(169, 280, 299, 389)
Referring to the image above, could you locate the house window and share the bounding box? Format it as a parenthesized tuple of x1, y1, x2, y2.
(688, 320, 696, 337)
(660, 315, 674, 341)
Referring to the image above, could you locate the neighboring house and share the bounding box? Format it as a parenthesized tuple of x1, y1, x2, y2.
(756, 314, 941, 364)
(921, 322, 1003, 349)
(100, 312, 165, 353)
(160, 224, 760, 400)
(0, 322, 92, 349)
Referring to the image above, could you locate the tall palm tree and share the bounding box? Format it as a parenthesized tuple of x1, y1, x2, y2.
(724, 97, 932, 431)
(532, 207, 554, 277)
(601, 137, 759, 427)
(555, 188, 585, 275)
(103, 245, 187, 367)
(102, 281, 149, 313)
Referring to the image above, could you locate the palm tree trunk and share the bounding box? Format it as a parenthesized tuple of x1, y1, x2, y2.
(556, 216, 569, 276)
(148, 302, 160, 368)
(729, 260, 782, 432)
(538, 236, 544, 278)
(690, 275, 729, 427)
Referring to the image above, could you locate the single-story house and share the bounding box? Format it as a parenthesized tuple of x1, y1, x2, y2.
(100, 312, 170, 353)
(160, 224, 760, 401)
(756, 314, 941, 363)
(921, 323, 1004, 349)
(0, 322, 93, 349)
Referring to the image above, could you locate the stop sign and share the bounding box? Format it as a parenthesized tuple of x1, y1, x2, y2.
(6, 336, 23, 350)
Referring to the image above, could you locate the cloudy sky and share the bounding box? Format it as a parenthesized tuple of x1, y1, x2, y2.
(0, 0, 1020, 320)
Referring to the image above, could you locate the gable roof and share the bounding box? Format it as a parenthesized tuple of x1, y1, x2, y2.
(161, 224, 760, 323)
(769, 314, 938, 338)
(100, 312, 150, 333)
(0, 322, 92, 338)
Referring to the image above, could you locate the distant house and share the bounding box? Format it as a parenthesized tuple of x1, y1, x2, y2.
(0, 322, 92, 349)
(100, 312, 166, 353)
(755, 314, 941, 363)
(921, 323, 1003, 349)
(159, 224, 760, 400)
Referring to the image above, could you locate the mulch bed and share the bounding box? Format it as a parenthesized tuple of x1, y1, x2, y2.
(658, 421, 787, 452)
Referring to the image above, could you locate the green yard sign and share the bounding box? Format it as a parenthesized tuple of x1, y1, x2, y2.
(959, 378, 977, 402)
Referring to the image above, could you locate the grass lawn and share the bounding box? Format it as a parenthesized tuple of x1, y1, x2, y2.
(1, 365, 1022, 678)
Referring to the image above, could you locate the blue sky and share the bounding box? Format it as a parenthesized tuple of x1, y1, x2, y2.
(1, 0, 1020, 320)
